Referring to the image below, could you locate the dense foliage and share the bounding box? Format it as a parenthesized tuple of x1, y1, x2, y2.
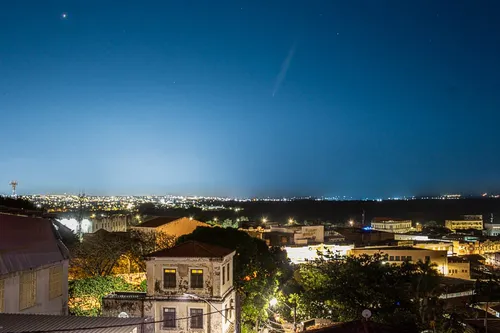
(70, 229, 175, 278)
(177, 227, 292, 332)
(277, 252, 472, 333)
(68, 276, 142, 316)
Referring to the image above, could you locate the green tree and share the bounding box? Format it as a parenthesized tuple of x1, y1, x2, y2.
(177, 227, 291, 331)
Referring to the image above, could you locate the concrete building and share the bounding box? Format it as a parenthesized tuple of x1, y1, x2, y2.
(445, 215, 483, 232)
(261, 225, 325, 246)
(284, 243, 354, 264)
(484, 223, 500, 236)
(132, 217, 210, 239)
(92, 214, 135, 232)
(103, 241, 237, 333)
(447, 257, 471, 279)
(371, 218, 412, 234)
(350, 246, 448, 275)
(0, 213, 70, 314)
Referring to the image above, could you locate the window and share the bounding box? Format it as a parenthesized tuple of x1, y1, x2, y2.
(0, 279, 4, 313)
(400, 256, 406, 261)
(407, 256, 412, 261)
(389, 256, 394, 261)
(224, 304, 229, 323)
(222, 265, 226, 285)
(425, 256, 431, 262)
(19, 271, 36, 310)
(227, 262, 231, 283)
(163, 269, 176, 288)
(49, 265, 63, 299)
(191, 269, 203, 288)
(163, 308, 176, 328)
(395, 256, 400, 261)
(190, 308, 203, 329)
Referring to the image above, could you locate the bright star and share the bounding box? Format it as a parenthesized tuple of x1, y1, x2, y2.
(61, 13, 68, 19)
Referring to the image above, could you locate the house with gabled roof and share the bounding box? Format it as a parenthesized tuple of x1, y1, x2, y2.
(0, 213, 70, 314)
(103, 240, 237, 333)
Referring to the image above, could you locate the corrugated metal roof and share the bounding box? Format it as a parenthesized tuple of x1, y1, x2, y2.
(0, 213, 68, 275)
(0, 313, 148, 333)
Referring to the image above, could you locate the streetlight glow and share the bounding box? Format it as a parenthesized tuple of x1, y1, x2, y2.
(269, 297, 278, 306)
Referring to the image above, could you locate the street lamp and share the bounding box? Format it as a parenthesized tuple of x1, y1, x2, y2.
(269, 297, 296, 332)
(349, 220, 354, 227)
(183, 293, 233, 324)
(262, 217, 268, 223)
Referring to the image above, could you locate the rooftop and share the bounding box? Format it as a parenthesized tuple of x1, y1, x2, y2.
(146, 240, 234, 258)
(0, 313, 148, 333)
(135, 216, 182, 228)
(0, 213, 69, 275)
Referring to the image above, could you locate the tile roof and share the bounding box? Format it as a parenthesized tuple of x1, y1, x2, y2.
(0, 213, 69, 275)
(135, 217, 182, 228)
(0, 313, 149, 333)
(145, 240, 234, 258)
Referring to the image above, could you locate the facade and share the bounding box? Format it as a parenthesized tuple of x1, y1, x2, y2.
(445, 215, 483, 232)
(262, 225, 325, 246)
(103, 241, 237, 333)
(0, 213, 70, 314)
(413, 242, 454, 256)
(132, 217, 210, 239)
(484, 223, 500, 236)
(92, 214, 134, 232)
(284, 243, 354, 264)
(371, 218, 412, 234)
(350, 246, 448, 275)
(447, 257, 471, 279)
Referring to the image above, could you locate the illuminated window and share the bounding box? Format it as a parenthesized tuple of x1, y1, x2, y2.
(49, 265, 63, 299)
(0, 279, 4, 313)
(19, 271, 36, 310)
(163, 269, 176, 288)
(163, 308, 176, 328)
(190, 308, 203, 329)
(190, 269, 203, 288)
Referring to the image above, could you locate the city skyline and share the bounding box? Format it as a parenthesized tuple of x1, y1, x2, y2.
(2, 1, 500, 197)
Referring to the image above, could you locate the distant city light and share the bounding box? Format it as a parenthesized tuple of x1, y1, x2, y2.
(262, 217, 268, 223)
(58, 218, 92, 233)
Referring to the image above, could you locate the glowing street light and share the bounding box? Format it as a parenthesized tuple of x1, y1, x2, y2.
(269, 298, 278, 306)
(288, 218, 294, 224)
(349, 220, 354, 226)
(269, 297, 296, 330)
(262, 217, 268, 223)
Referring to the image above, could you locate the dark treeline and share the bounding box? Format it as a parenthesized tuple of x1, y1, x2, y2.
(142, 198, 500, 226)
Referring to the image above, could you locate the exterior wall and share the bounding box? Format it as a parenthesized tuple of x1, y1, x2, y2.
(484, 223, 500, 236)
(285, 244, 354, 264)
(102, 297, 153, 318)
(351, 247, 448, 274)
(413, 242, 454, 255)
(0, 260, 69, 315)
(454, 240, 500, 255)
(447, 261, 471, 279)
(445, 220, 483, 231)
(293, 226, 325, 244)
(92, 215, 133, 232)
(371, 220, 412, 234)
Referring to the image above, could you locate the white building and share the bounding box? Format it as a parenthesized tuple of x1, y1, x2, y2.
(103, 241, 237, 333)
(484, 223, 500, 236)
(92, 214, 134, 232)
(284, 243, 354, 264)
(371, 218, 412, 234)
(0, 213, 69, 314)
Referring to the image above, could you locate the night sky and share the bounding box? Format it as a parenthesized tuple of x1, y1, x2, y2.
(1, 1, 500, 198)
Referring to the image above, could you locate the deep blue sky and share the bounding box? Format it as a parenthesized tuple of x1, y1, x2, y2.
(1, 1, 500, 198)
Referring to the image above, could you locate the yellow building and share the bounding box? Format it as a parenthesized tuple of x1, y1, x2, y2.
(131, 217, 210, 239)
(447, 257, 471, 279)
(350, 246, 448, 275)
(371, 218, 412, 234)
(445, 215, 483, 231)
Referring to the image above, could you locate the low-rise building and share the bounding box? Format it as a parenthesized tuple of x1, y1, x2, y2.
(284, 243, 354, 264)
(445, 215, 483, 232)
(92, 214, 135, 232)
(484, 223, 500, 236)
(0, 213, 70, 314)
(132, 217, 210, 239)
(371, 218, 412, 234)
(350, 246, 448, 275)
(447, 256, 471, 279)
(103, 241, 237, 333)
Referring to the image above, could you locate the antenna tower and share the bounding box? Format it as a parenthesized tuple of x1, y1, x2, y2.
(77, 191, 86, 240)
(9, 181, 18, 197)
